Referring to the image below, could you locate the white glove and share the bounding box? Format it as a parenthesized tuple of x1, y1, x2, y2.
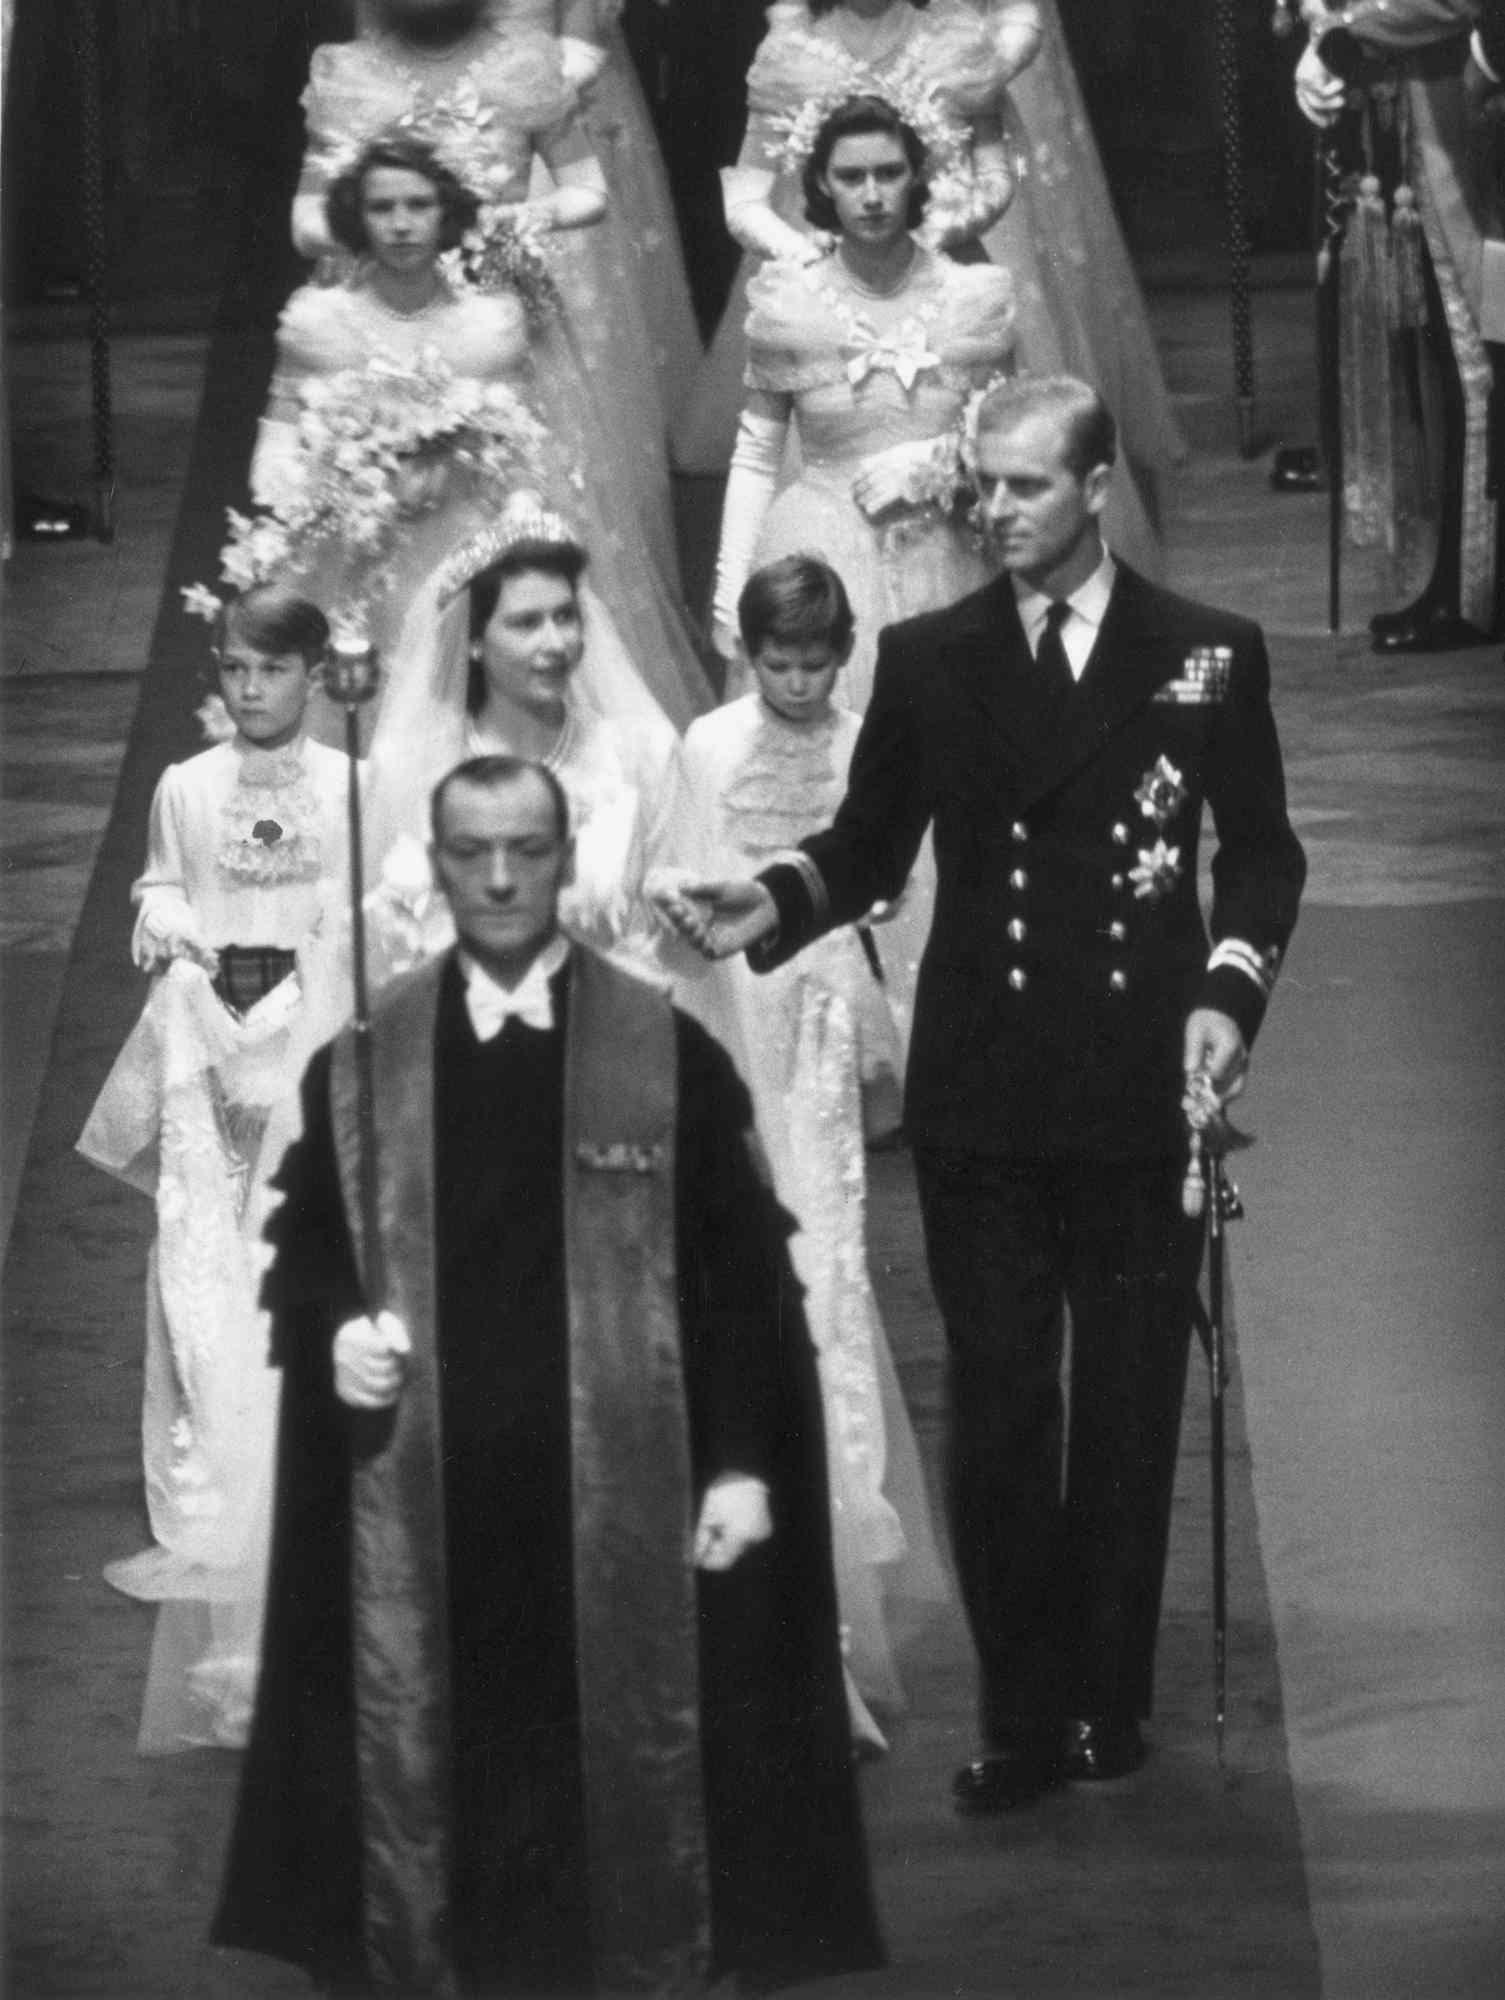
(722, 165, 823, 265)
(133, 896, 216, 973)
(991, 3, 1044, 84)
(693, 1474, 773, 1571)
(291, 187, 336, 261)
(248, 417, 304, 512)
(711, 408, 787, 658)
(525, 155, 608, 233)
(1295, 41, 1346, 128)
(558, 35, 608, 94)
(333, 1311, 412, 1410)
(850, 436, 958, 521)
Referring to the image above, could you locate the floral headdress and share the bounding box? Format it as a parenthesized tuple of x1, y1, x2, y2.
(958, 370, 1013, 477)
(769, 65, 969, 186)
(433, 489, 585, 605)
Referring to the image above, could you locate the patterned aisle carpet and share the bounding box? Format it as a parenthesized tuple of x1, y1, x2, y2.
(11, 222, 1505, 1993)
(2, 305, 1324, 2000)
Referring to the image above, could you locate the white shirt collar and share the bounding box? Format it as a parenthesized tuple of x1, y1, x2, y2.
(1012, 551, 1117, 680)
(459, 933, 571, 1040)
(1012, 549, 1118, 637)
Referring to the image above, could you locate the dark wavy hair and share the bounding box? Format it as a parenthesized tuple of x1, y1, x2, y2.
(325, 133, 479, 257)
(738, 552, 855, 658)
(802, 95, 930, 234)
(465, 542, 589, 713)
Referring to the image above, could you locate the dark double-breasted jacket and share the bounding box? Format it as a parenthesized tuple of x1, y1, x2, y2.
(753, 562, 1308, 1162)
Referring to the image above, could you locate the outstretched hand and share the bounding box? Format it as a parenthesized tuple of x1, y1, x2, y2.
(648, 872, 779, 961)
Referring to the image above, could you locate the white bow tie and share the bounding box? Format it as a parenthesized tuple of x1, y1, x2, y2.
(465, 978, 554, 1041)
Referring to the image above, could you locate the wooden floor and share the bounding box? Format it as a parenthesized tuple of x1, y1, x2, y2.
(3, 262, 1504, 1997)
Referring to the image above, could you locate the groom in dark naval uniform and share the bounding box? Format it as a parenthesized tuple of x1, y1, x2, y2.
(658, 374, 1307, 1813)
(213, 756, 881, 1993)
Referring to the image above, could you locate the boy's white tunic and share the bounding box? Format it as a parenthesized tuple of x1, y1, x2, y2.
(78, 735, 351, 1751)
(679, 693, 948, 1733)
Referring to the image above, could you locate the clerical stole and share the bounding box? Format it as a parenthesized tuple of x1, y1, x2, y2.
(329, 950, 711, 1994)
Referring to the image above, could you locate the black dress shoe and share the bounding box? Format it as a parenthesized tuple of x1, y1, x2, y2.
(1061, 1716, 1146, 1782)
(952, 1743, 1062, 1815)
(1369, 604, 1487, 654)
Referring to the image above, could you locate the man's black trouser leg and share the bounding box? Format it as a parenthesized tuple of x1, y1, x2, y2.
(914, 1151, 1203, 1748)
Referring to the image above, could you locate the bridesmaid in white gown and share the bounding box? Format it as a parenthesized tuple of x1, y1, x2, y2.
(253, 131, 708, 742)
(295, 0, 706, 680)
(676, 1, 1183, 518)
(674, 0, 1020, 475)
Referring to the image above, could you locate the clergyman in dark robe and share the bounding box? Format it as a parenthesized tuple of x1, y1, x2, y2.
(212, 753, 883, 1996)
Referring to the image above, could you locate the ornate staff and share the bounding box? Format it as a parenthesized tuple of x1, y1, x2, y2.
(324, 631, 386, 1304)
(1184, 1072, 1247, 1764)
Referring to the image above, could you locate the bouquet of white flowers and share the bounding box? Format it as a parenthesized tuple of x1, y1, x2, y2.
(185, 350, 549, 630)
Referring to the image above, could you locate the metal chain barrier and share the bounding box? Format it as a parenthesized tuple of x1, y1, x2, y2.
(76, 0, 115, 540)
(1216, 0, 1258, 454)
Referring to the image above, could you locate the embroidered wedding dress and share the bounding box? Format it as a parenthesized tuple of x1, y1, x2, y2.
(77, 738, 352, 1752)
(675, 0, 1013, 473)
(679, 695, 950, 1743)
(292, 12, 707, 696)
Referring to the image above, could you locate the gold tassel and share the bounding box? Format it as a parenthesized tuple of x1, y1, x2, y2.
(1339, 172, 1396, 548)
(1389, 184, 1427, 330)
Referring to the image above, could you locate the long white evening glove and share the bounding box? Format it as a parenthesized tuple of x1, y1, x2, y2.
(722, 165, 823, 266)
(711, 409, 787, 659)
(529, 154, 609, 232)
(248, 417, 303, 512)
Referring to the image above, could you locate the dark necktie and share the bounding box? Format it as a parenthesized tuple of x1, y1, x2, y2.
(1035, 599, 1074, 688)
